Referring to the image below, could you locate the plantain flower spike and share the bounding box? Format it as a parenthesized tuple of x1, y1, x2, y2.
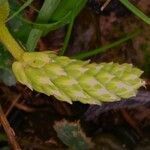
(0, 0, 145, 105)
(12, 51, 145, 105)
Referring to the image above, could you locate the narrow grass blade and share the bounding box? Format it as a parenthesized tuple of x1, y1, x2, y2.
(59, 18, 74, 55)
(6, 0, 34, 22)
(20, 11, 71, 31)
(119, 0, 150, 25)
(73, 30, 140, 59)
(59, 0, 87, 56)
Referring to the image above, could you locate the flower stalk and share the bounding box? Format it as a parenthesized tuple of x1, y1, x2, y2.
(0, 25, 24, 60)
(0, 0, 24, 60)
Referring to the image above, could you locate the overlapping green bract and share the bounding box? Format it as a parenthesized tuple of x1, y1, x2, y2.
(12, 51, 144, 105)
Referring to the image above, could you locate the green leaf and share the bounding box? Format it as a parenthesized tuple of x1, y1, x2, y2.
(8, 0, 32, 43)
(0, 45, 16, 86)
(0, 44, 11, 68)
(50, 0, 87, 22)
(54, 120, 94, 150)
(36, 0, 61, 22)
(26, 0, 61, 51)
(0, 68, 16, 86)
(26, 0, 87, 51)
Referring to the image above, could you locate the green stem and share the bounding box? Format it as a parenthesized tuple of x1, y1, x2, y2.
(0, 24, 24, 60)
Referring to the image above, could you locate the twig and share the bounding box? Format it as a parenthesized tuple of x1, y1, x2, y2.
(121, 109, 142, 136)
(6, 94, 36, 114)
(0, 105, 21, 150)
(13, 102, 36, 112)
(5, 94, 22, 116)
(101, 0, 112, 11)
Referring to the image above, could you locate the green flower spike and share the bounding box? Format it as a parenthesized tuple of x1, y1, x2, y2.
(0, 0, 145, 105)
(12, 52, 145, 105)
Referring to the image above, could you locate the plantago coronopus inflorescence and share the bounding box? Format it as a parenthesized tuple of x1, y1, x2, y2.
(12, 51, 144, 104)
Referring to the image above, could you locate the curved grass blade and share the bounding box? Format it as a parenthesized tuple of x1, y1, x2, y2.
(23, 11, 71, 51)
(19, 11, 71, 30)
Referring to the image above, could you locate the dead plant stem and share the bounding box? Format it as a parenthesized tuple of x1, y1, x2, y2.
(0, 105, 21, 150)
